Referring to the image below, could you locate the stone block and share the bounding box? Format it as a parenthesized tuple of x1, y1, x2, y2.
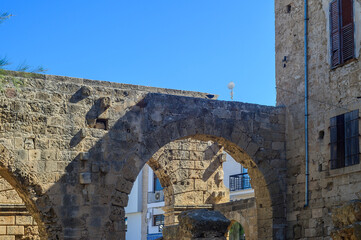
(79, 172, 91, 184)
(0, 226, 5, 234)
(16, 216, 33, 225)
(100, 97, 111, 109)
(0, 216, 15, 225)
(0, 236, 15, 240)
(79, 152, 90, 161)
(115, 177, 133, 194)
(29, 150, 41, 162)
(80, 128, 88, 139)
(312, 208, 323, 219)
(7, 226, 24, 235)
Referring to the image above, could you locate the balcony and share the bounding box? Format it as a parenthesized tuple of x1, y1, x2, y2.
(229, 173, 251, 191)
(148, 191, 164, 203)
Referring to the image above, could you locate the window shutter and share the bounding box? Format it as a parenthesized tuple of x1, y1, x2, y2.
(341, 0, 354, 62)
(330, 0, 341, 67)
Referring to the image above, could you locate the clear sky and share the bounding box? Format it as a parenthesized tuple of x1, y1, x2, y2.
(1, 1, 275, 105)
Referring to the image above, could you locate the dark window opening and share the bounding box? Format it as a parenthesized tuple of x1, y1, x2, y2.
(153, 215, 164, 226)
(330, 0, 355, 68)
(95, 119, 108, 130)
(330, 110, 359, 169)
(287, 4, 292, 13)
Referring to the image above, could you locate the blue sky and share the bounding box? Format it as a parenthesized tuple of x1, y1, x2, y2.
(1, 1, 275, 105)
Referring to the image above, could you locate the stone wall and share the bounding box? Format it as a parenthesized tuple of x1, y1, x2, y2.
(147, 139, 229, 225)
(275, 0, 361, 238)
(0, 177, 39, 239)
(0, 70, 286, 239)
(214, 198, 257, 240)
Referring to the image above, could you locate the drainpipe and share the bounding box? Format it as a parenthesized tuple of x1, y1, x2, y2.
(304, 0, 309, 207)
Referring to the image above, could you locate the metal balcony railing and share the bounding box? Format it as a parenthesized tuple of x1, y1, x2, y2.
(229, 173, 251, 191)
(147, 191, 164, 203)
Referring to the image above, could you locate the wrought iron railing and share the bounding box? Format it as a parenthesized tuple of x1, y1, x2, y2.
(147, 191, 164, 203)
(229, 173, 251, 191)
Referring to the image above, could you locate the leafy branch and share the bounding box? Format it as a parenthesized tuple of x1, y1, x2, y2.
(0, 12, 48, 91)
(0, 12, 12, 24)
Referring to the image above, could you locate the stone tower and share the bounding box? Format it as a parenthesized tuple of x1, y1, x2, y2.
(275, 0, 361, 238)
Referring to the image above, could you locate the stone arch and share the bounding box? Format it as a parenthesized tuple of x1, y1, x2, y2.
(215, 198, 257, 240)
(117, 94, 286, 239)
(0, 144, 60, 239)
(227, 220, 246, 240)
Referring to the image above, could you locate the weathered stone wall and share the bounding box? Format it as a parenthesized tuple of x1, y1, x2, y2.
(275, 0, 361, 238)
(162, 209, 230, 240)
(0, 177, 39, 239)
(0, 70, 286, 239)
(214, 198, 257, 240)
(148, 139, 229, 225)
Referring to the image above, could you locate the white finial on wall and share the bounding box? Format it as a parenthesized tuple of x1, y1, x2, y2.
(227, 81, 235, 100)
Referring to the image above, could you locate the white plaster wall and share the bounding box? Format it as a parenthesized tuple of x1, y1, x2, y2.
(125, 169, 143, 213)
(147, 207, 164, 235)
(222, 153, 243, 189)
(125, 213, 142, 240)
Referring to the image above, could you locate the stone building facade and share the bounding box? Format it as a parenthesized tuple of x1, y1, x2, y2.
(276, 0, 361, 238)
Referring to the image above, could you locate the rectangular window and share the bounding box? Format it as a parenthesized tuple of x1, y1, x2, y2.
(330, 0, 355, 68)
(330, 110, 359, 169)
(153, 215, 164, 226)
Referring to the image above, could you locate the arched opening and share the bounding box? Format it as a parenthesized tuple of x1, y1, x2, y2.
(125, 138, 230, 240)
(124, 135, 278, 240)
(0, 144, 53, 239)
(227, 221, 246, 240)
(0, 175, 40, 239)
(115, 97, 286, 239)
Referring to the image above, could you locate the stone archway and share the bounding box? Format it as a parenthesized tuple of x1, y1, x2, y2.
(0, 72, 286, 239)
(0, 144, 59, 239)
(115, 93, 287, 239)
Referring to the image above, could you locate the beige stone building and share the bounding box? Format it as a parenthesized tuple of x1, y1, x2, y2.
(276, 0, 361, 238)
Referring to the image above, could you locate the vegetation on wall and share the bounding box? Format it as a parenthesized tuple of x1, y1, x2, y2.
(0, 12, 47, 90)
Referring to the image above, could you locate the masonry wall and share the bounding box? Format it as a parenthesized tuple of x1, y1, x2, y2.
(0, 69, 286, 239)
(148, 139, 229, 226)
(214, 198, 257, 240)
(275, 0, 361, 238)
(0, 177, 39, 240)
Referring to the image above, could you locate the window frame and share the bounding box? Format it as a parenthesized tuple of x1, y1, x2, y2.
(330, 110, 360, 169)
(329, 0, 356, 69)
(153, 214, 165, 226)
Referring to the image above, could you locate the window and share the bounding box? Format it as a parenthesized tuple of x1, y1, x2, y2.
(330, 0, 355, 68)
(153, 215, 164, 226)
(330, 110, 359, 169)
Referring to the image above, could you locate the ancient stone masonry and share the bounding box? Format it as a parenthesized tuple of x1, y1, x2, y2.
(147, 139, 229, 226)
(331, 200, 361, 239)
(0, 71, 286, 239)
(276, 0, 361, 238)
(0, 176, 40, 239)
(162, 209, 231, 240)
(214, 198, 257, 240)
